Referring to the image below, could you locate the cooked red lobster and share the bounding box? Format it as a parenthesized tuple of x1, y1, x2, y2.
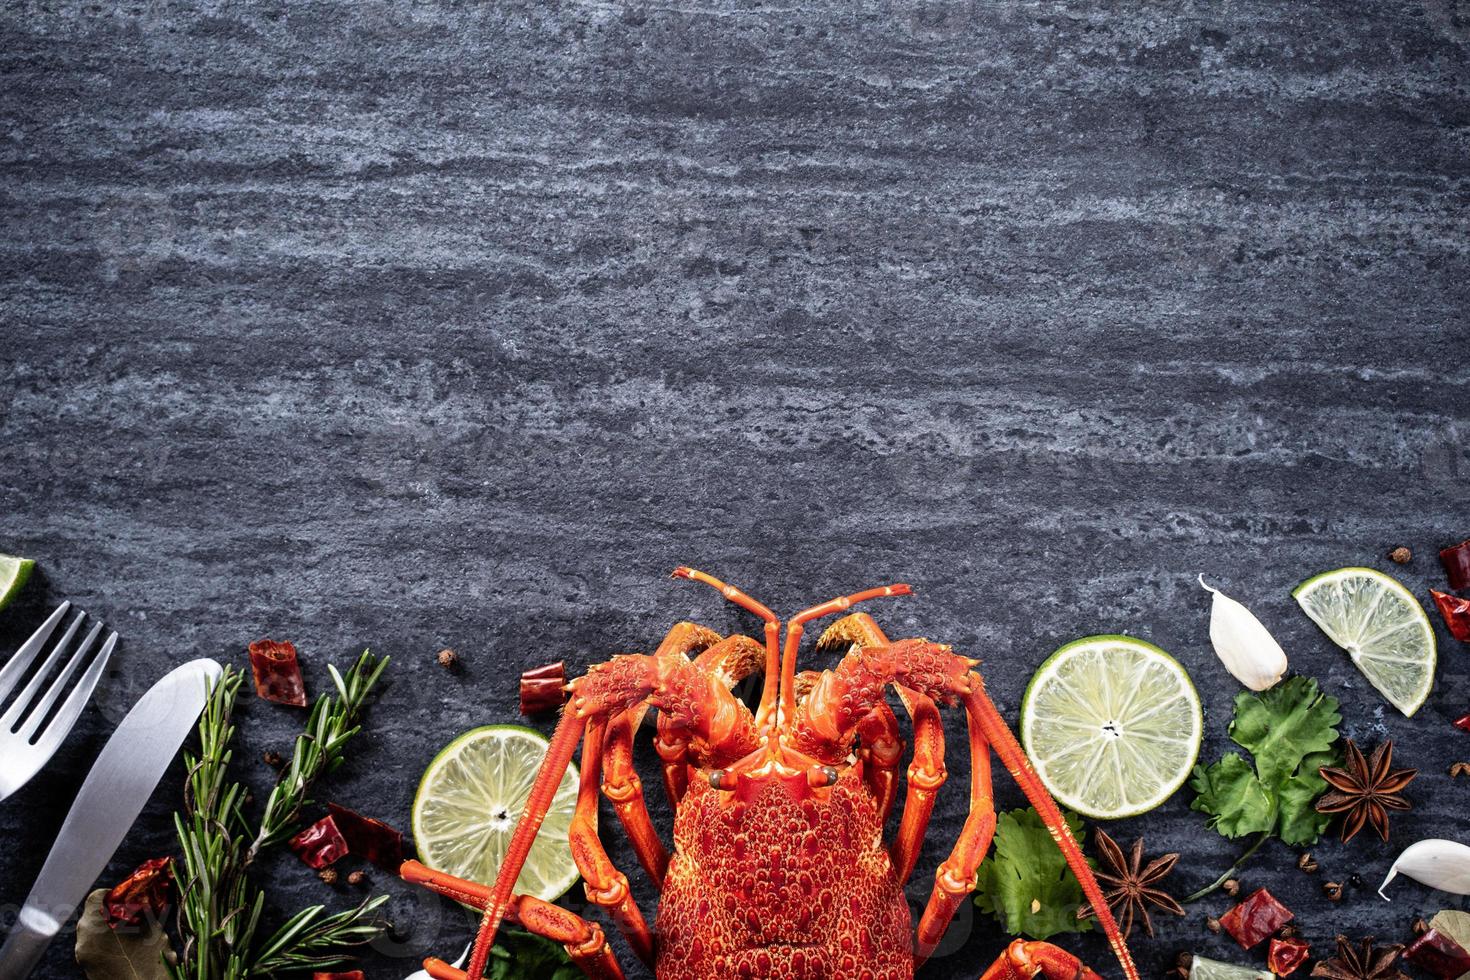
(401, 568, 1138, 980)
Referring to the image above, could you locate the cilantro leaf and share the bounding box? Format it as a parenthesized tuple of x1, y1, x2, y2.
(485, 929, 581, 980)
(1190, 753, 1274, 838)
(1276, 749, 1338, 846)
(1228, 676, 1341, 786)
(1191, 676, 1341, 847)
(974, 807, 1094, 940)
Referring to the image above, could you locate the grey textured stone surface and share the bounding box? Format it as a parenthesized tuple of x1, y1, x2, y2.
(2, 1, 1468, 977)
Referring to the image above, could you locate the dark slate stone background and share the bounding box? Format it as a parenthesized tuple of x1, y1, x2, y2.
(2, 1, 1468, 977)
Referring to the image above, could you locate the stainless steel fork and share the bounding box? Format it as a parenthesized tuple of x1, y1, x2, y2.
(0, 602, 118, 802)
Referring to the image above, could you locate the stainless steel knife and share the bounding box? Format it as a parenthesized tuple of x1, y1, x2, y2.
(0, 657, 222, 978)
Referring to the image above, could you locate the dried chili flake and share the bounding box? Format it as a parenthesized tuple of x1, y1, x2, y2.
(1219, 888, 1294, 950)
(1456, 715, 1470, 735)
(1441, 540, 1470, 592)
(1430, 590, 1470, 643)
(289, 815, 349, 869)
(104, 857, 173, 928)
(1270, 938, 1312, 976)
(248, 638, 307, 706)
(327, 802, 405, 871)
(520, 660, 567, 716)
(1403, 929, 1470, 980)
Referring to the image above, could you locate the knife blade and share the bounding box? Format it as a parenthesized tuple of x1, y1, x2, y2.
(0, 657, 222, 978)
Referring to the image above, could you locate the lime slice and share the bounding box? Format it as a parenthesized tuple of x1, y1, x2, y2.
(0, 555, 35, 611)
(412, 725, 580, 902)
(1293, 567, 1436, 717)
(1020, 635, 1203, 820)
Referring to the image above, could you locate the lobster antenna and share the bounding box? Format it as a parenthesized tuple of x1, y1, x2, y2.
(670, 567, 783, 727)
(779, 583, 912, 725)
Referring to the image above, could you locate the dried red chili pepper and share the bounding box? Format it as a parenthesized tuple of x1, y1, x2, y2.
(104, 857, 173, 928)
(1441, 540, 1470, 592)
(1219, 888, 1294, 950)
(1404, 929, 1470, 979)
(249, 638, 308, 706)
(1456, 714, 1470, 734)
(520, 660, 567, 716)
(289, 815, 349, 869)
(1430, 590, 1470, 643)
(1269, 937, 1312, 976)
(327, 802, 406, 871)
(311, 972, 365, 980)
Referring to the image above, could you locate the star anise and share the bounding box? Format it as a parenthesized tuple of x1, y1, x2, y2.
(1075, 829, 1184, 938)
(1315, 739, 1416, 842)
(1310, 936, 1408, 980)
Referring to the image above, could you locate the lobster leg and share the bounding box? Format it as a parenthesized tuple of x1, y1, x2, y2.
(790, 639, 1140, 980)
(402, 861, 625, 980)
(979, 939, 1105, 980)
(817, 613, 945, 883)
(421, 652, 761, 980)
(602, 711, 670, 885)
(915, 710, 995, 964)
(891, 690, 947, 885)
(600, 620, 726, 880)
(572, 717, 656, 966)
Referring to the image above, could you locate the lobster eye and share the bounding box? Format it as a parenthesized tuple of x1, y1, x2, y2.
(806, 765, 839, 788)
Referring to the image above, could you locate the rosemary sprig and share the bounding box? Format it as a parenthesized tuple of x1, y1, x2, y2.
(250, 895, 390, 973)
(170, 651, 390, 980)
(249, 649, 390, 860)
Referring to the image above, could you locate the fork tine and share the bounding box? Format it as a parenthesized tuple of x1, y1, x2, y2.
(28, 631, 116, 761)
(0, 610, 85, 731)
(16, 620, 105, 741)
(0, 602, 71, 704)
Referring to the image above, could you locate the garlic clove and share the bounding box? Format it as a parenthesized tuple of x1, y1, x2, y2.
(1379, 839, 1470, 900)
(1200, 576, 1289, 692)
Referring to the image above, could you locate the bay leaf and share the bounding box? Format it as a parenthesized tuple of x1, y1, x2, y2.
(75, 888, 172, 980)
(1430, 909, 1470, 959)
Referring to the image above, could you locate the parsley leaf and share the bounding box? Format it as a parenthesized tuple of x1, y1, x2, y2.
(1190, 676, 1340, 845)
(485, 929, 581, 980)
(974, 807, 1094, 940)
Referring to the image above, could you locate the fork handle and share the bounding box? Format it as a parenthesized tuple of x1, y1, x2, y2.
(0, 905, 55, 978)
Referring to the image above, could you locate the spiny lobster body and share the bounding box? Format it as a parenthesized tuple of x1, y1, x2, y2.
(401, 569, 1140, 980)
(657, 768, 910, 978)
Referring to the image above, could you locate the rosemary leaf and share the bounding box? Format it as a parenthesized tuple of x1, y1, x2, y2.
(248, 649, 389, 861)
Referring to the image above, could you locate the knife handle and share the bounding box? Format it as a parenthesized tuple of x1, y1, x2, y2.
(0, 905, 57, 979)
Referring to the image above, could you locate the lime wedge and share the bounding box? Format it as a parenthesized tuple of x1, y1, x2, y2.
(1293, 567, 1436, 717)
(412, 725, 580, 902)
(1020, 635, 1202, 820)
(1190, 955, 1272, 980)
(0, 555, 35, 611)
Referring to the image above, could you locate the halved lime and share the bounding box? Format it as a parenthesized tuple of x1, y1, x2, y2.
(1293, 567, 1436, 717)
(0, 555, 35, 611)
(1020, 635, 1202, 820)
(412, 725, 580, 902)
